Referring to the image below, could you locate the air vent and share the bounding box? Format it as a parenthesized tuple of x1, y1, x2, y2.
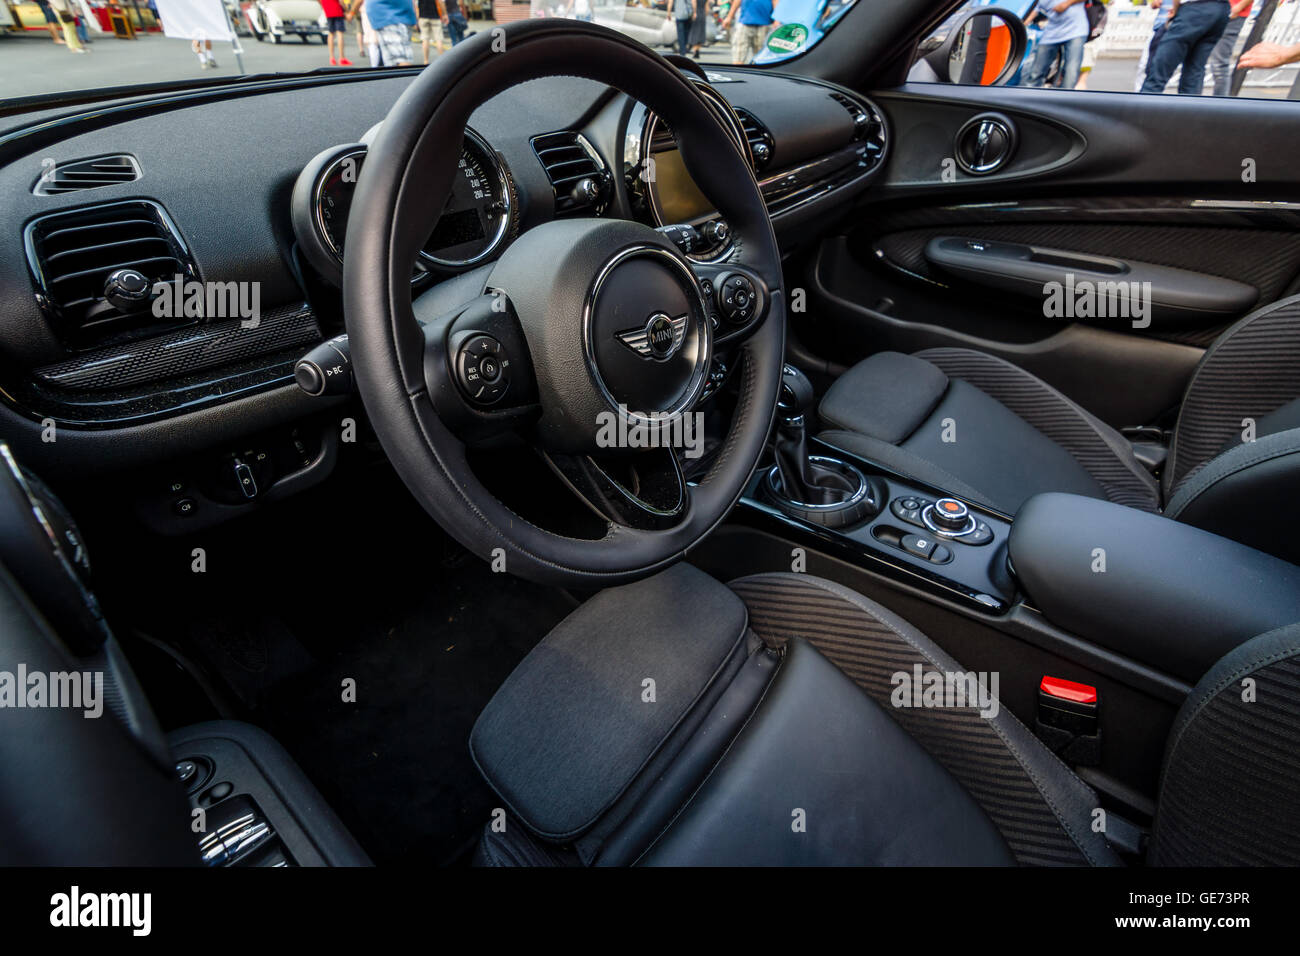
(24, 199, 199, 349)
(33, 155, 141, 196)
(531, 131, 609, 216)
(733, 109, 774, 172)
(829, 91, 886, 163)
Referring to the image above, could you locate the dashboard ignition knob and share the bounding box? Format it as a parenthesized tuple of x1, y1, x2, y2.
(103, 268, 154, 312)
(701, 220, 731, 246)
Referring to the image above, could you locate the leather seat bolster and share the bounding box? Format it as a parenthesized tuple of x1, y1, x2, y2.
(639, 638, 1014, 866)
(1164, 428, 1300, 565)
(468, 563, 753, 842)
(819, 351, 948, 443)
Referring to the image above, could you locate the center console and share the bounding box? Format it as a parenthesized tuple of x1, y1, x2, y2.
(742, 366, 1016, 613)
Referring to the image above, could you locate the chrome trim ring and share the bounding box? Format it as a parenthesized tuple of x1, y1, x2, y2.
(764, 457, 870, 511)
(921, 503, 977, 538)
(630, 80, 750, 262)
(311, 128, 513, 270)
(311, 145, 368, 261)
(582, 244, 712, 427)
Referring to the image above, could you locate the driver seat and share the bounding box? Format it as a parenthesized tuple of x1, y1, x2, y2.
(468, 564, 1300, 865)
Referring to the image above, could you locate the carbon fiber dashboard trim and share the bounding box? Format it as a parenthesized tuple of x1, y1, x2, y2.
(33, 303, 321, 391)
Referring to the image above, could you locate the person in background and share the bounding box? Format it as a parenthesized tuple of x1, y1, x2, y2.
(1076, 36, 1097, 88)
(349, 0, 416, 67)
(190, 37, 215, 68)
(1134, 0, 1173, 90)
(1208, 0, 1253, 95)
(1140, 0, 1231, 94)
(34, 0, 65, 44)
(1237, 39, 1300, 68)
(566, 0, 593, 21)
(688, 0, 710, 58)
(722, 0, 774, 65)
(47, 0, 85, 52)
(1023, 0, 1089, 90)
(322, 0, 354, 66)
(438, 0, 467, 45)
(673, 0, 694, 56)
(417, 0, 444, 62)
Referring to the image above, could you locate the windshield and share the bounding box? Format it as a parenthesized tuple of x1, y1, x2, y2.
(1, 0, 859, 104)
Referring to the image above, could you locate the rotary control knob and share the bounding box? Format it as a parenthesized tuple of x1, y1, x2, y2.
(929, 497, 971, 532)
(103, 268, 154, 312)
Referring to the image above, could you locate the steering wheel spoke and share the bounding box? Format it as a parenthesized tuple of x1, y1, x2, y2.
(418, 291, 541, 442)
(544, 446, 690, 532)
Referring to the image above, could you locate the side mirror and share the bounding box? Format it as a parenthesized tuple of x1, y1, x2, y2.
(913, 7, 1029, 87)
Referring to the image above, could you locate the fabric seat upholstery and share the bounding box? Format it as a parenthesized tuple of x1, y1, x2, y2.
(818, 296, 1300, 553)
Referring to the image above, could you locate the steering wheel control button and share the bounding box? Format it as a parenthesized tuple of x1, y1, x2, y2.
(457, 334, 511, 406)
(718, 274, 757, 324)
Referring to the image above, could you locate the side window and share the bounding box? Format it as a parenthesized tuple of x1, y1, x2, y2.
(910, 0, 1300, 100)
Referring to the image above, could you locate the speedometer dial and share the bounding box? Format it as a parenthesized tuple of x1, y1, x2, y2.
(312, 128, 514, 271)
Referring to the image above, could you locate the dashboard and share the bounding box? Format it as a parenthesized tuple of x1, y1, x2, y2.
(0, 62, 890, 498)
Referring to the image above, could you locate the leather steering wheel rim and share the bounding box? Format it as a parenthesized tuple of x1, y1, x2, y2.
(344, 19, 785, 587)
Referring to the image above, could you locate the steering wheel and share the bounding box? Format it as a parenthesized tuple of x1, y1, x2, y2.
(343, 19, 785, 587)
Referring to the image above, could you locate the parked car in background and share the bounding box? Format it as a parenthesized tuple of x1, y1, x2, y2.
(245, 0, 328, 43)
(753, 0, 857, 64)
(592, 0, 718, 49)
(909, 0, 1045, 84)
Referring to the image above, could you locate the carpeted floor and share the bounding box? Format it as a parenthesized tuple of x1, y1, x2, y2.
(89, 460, 578, 866)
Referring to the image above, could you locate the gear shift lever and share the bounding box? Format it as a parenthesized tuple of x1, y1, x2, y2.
(774, 366, 826, 502)
(766, 366, 878, 527)
(775, 366, 859, 505)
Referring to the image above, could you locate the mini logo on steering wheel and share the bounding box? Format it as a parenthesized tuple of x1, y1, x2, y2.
(616, 312, 687, 362)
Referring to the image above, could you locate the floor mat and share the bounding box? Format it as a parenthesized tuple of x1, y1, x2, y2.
(92, 462, 577, 866)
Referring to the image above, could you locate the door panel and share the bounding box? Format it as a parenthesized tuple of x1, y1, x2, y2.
(798, 84, 1300, 430)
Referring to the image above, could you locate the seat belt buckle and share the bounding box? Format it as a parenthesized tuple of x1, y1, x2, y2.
(1035, 676, 1101, 766)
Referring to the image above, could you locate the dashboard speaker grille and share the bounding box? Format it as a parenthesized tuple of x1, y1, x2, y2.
(24, 199, 200, 350)
(531, 131, 608, 215)
(33, 154, 141, 196)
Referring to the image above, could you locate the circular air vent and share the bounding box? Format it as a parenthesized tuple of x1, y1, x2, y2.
(954, 113, 1017, 176)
